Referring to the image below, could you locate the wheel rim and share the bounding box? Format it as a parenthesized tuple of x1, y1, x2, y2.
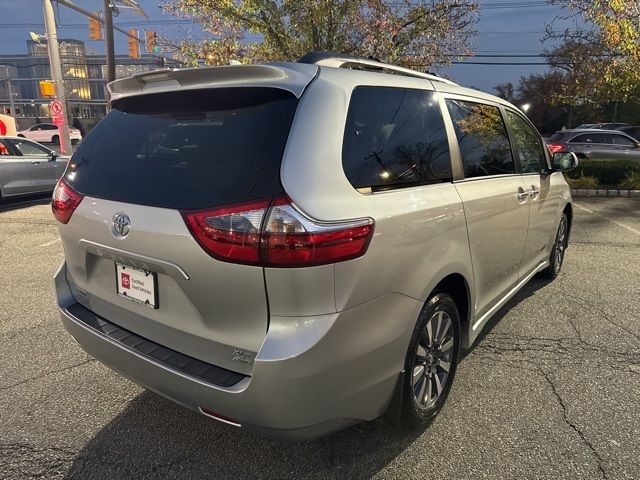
(554, 218, 567, 273)
(412, 310, 454, 410)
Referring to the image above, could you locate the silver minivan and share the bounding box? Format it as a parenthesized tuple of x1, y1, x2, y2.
(53, 53, 577, 439)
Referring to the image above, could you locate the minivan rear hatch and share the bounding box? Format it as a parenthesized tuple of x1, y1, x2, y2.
(58, 78, 307, 376)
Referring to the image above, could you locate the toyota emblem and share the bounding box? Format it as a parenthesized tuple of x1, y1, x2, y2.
(112, 213, 131, 238)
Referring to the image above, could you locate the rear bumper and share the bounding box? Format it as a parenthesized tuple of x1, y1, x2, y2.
(55, 262, 420, 439)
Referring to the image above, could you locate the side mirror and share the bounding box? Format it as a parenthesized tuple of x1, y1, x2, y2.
(553, 151, 579, 172)
(49, 151, 58, 161)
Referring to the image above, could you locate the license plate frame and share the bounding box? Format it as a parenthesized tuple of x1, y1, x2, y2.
(115, 262, 158, 309)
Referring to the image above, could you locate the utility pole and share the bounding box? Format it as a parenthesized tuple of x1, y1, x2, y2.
(42, 0, 71, 155)
(2, 66, 16, 116)
(103, 0, 116, 84)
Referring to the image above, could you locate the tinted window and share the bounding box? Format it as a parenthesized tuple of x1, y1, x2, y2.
(10, 139, 51, 156)
(342, 87, 451, 190)
(0, 140, 11, 156)
(548, 132, 565, 142)
(612, 135, 635, 146)
(43, 124, 58, 130)
(505, 110, 546, 173)
(446, 100, 515, 178)
(571, 133, 613, 144)
(64, 88, 297, 210)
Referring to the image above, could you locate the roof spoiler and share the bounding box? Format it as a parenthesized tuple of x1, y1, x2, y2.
(107, 63, 318, 103)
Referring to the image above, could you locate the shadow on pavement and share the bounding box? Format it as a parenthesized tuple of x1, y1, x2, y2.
(65, 391, 421, 479)
(0, 193, 51, 213)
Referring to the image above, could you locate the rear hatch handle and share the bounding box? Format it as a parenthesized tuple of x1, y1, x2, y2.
(78, 239, 190, 280)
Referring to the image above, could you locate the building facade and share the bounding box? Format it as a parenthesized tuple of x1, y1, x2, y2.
(0, 39, 179, 122)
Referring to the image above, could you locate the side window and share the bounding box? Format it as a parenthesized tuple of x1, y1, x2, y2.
(445, 99, 515, 178)
(591, 133, 613, 144)
(612, 135, 635, 147)
(505, 110, 547, 174)
(10, 139, 51, 156)
(44, 124, 58, 130)
(569, 134, 591, 143)
(342, 86, 451, 190)
(0, 141, 11, 156)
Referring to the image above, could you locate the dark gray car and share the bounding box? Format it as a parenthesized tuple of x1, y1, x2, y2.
(0, 136, 68, 199)
(547, 129, 640, 162)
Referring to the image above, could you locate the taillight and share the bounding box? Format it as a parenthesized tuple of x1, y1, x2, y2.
(548, 143, 564, 154)
(182, 195, 374, 267)
(52, 179, 84, 224)
(182, 199, 270, 266)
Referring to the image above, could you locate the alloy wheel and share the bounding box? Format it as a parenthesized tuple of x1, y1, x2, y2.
(412, 310, 454, 410)
(554, 217, 567, 274)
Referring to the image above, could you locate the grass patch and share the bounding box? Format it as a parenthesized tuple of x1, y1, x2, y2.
(565, 174, 600, 189)
(618, 172, 640, 190)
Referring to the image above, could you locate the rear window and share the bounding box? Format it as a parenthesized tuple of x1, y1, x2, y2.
(64, 88, 297, 210)
(548, 133, 565, 142)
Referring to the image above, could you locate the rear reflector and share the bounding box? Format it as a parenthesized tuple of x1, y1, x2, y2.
(199, 407, 242, 427)
(52, 179, 84, 224)
(182, 195, 374, 267)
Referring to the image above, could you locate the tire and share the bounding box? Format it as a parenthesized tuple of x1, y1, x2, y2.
(542, 212, 568, 279)
(51, 135, 59, 145)
(401, 292, 461, 428)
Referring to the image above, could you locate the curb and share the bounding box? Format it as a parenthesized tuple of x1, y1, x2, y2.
(570, 189, 640, 198)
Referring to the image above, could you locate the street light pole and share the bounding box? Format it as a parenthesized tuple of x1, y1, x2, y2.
(42, 0, 72, 155)
(2, 66, 16, 116)
(103, 0, 116, 84)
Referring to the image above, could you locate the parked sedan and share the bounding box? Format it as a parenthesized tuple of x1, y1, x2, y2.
(0, 136, 69, 200)
(17, 123, 82, 144)
(547, 129, 640, 162)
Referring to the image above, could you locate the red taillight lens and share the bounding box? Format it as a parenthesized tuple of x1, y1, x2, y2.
(261, 197, 374, 267)
(182, 196, 374, 267)
(52, 179, 84, 224)
(548, 143, 564, 154)
(182, 199, 270, 266)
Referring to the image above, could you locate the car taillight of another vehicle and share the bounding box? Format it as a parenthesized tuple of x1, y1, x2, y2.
(52, 179, 84, 224)
(547, 143, 564, 154)
(182, 195, 374, 268)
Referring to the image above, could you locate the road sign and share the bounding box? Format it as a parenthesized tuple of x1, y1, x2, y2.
(51, 100, 63, 116)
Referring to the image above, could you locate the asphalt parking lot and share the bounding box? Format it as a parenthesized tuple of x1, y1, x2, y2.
(1, 196, 639, 480)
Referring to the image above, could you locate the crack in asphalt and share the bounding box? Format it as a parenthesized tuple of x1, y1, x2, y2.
(537, 369, 609, 480)
(0, 359, 95, 393)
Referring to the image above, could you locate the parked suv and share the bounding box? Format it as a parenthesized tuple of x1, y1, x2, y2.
(547, 129, 640, 162)
(53, 53, 576, 439)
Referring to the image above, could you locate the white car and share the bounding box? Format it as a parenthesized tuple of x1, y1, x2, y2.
(17, 123, 82, 144)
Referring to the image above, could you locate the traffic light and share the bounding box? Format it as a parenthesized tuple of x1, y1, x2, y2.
(127, 30, 140, 59)
(145, 30, 156, 54)
(39, 80, 55, 97)
(88, 16, 103, 40)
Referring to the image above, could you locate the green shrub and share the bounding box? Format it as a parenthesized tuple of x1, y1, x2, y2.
(567, 159, 640, 185)
(618, 172, 640, 190)
(565, 174, 600, 189)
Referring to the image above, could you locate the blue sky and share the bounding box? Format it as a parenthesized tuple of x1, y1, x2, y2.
(1, 0, 579, 92)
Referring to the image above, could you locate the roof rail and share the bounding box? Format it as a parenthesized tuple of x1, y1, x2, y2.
(297, 51, 458, 86)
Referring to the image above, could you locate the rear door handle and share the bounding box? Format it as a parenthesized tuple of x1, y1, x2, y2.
(517, 186, 528, 203)
(529, 185, 540, 200)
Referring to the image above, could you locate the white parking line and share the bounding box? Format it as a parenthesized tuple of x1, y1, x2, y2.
(38, 238, 61, 247)
(574, 203, 640, 236)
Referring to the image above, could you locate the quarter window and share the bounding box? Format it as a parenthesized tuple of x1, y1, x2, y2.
(10, 139, 51, 156)
(445, 100, 515, 178)
(505, 110, 547, 173)
(612, 135, 636, 147)
(342, 87, 451, 190)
